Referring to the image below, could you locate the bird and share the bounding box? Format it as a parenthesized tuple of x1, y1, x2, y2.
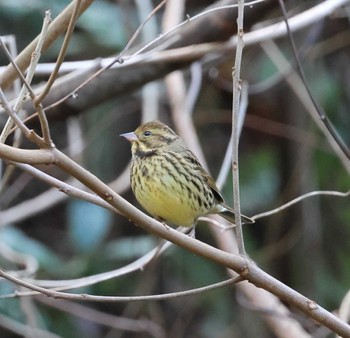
(120, 120, 254, 228)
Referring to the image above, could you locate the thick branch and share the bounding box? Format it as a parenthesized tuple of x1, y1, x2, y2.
(0, 143, 54, 164)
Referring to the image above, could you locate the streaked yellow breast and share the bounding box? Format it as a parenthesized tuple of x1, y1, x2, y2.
(130, 153, 213, 227)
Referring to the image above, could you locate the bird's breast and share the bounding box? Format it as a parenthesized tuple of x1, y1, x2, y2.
(130, 153, 215, 226)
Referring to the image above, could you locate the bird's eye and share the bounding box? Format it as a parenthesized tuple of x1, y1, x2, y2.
(143, 131, 152, 136)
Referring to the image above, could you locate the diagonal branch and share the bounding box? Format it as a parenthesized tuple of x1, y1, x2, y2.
(278, 0, 349, 159)
(0, 88, 44, 146)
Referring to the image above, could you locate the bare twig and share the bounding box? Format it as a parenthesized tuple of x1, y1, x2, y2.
(277, 0, 349, 160)
(0, 162, 119, 228)
(34, 0, 82, 105)
(253, 190, 350, 221)
(216, 81, 249, 189)
(0, 88, 44, 146)
(23, 1, 83, 146)
(231, 0, 245, 255)
(0, 10, 51, 144)
(8, 239, 172, 292)
(0, 266, 242, 302)
(198, 216, 236, 230)
(0, 165, 130, 227)
(0, 41, 52, 147)
(0, 40, 36, 98)
(0, 242, 38, 277)
(184, 62, 202, 114)
(121, 0, 167, 61)
(261, 40, 350, 174)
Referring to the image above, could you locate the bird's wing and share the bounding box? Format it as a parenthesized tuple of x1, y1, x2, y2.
(200, 166, 224, 203)
(186, 150, 224, 204)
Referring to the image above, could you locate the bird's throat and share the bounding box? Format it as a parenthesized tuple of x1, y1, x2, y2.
(133, 146, 157, 159)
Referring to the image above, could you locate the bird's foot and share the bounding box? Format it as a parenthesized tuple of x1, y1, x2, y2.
(188, 225, 196, 238)
(155, 216, 171, 230)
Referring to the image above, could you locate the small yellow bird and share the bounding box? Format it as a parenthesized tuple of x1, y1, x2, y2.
(121, 121, 254, 227)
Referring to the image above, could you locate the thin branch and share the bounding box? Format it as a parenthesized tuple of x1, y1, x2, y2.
(278, 0, 349, 160)
(0, 40, 52, 147)
(6, 239, 172, 292)
(0, 10, 51, 144)
(0, 162, 130, 227)
(231, 0, 245, 255)
(32, 102, 52, 147)
(28, 1, 83, 146)
(0, 266, 242, 302)
(261, 40, 350, 174)
(163, 0, 208, 165)
(34, 0, 82, 105)
(0, 88, 44, 146)
(0, 242, 38, 277)
(230, 0, 349, 46)
(0, 162, 120, 225)
(216, 81, 249, 189)
(253, 190, 350, 221)
(0, 39, 36, 98)
(184, 62, 202, 114)
(120, 0, 167, 61)
(133, 0, 264, 57)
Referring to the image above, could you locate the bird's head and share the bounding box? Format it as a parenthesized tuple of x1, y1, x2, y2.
(120, 121, 180, 157)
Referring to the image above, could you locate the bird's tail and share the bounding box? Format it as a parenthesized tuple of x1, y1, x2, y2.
(220, 205, 254, 225)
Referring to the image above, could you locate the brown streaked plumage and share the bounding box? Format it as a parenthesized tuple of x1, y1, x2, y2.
(120, 121, 254, 227)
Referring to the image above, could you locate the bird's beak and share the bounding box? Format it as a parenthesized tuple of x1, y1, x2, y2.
(120, 131, 138, 142)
